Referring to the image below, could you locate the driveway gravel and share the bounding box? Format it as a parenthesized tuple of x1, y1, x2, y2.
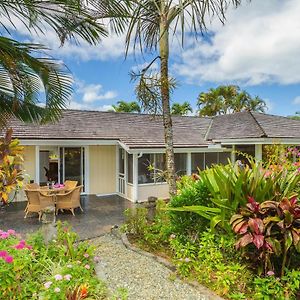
(92, 234, 222, 300)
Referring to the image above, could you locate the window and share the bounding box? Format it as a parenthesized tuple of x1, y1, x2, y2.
(138, 154, 154, 184)
(191, 153, 204, 173)
(218, 152, 231, 165)
(175, 153, 187, 176)
(138, 153, 166, 184)
(205, 152, 218, 168)
(127, 154, 133, 184)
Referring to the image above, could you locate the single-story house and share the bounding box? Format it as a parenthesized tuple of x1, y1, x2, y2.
(6, 109, 300, 203)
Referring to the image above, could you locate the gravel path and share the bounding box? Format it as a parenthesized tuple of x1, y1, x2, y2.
(92, 234, 222, 300)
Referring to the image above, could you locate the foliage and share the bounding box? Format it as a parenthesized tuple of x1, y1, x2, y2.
(253, 270, 300, 299)
(231, 196, 300, 276)
(170, 231, 253, 298)
(172, 159, 300, 232)
(0, 129, 24, 205)
(111, 101, 141, 113)
(197, 85, 266, 117)
(168, 176, 213, 240)
(0, 222, 108, 299)
(171, 102, 193, 116)
(122, 200, 172, 251)
(0, 0, 124, 126)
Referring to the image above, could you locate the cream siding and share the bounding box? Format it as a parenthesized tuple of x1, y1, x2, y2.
(89, 145, 116, 195)
(138, 183, 169, 202)
(23, 146, 36, 182)
(126, 183, 134, 201)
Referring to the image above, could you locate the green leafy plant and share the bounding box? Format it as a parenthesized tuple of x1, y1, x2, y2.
(0, 129, 24, 205)
(231, 196, 300, 276)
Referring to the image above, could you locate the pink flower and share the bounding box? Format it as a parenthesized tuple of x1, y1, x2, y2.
(14, 243, 25, 250)
(0, 250, 7, 257)
(64, 274, 72, 281)
(44, 281, 52, 289)
(5, 256, 13, 263)
(83, 253, 89, 258)
(54, 287, 61, 293)
(19, 240, 26, 245)
(54, 274, 63, 281)
(7, 229, 15, 235)
(267, 271, 275, 276)
(93, 256, 100, 263)
(26, 245, 33, 250)
(84, 264, 90, 270)
(0, 232, 9, 239)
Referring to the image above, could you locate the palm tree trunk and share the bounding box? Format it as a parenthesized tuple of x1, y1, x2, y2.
(159, 10, 176, 196)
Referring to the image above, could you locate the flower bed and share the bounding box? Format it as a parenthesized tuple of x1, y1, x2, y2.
(0, 222, 107, 299)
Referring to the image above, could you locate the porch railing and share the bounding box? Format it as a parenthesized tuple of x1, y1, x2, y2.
(118, 173, 125, 195)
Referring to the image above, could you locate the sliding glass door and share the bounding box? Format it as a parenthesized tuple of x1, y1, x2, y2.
(59, 147, 85, 189)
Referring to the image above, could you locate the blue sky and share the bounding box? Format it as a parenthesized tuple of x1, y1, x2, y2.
(10, 0, 300, 116)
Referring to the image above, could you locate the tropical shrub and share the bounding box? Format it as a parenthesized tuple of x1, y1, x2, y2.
(168, 176, 213, 240)
(0, 129, 24, 205)
(231, 196, 300, 276)
(0, 222, 108, 299)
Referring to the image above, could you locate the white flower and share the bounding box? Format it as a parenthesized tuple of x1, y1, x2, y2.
(54, 287, 61, 293)
(44, 281, 52, 289)
(64, 274, 72, 281)
(54, 274, 63, 281)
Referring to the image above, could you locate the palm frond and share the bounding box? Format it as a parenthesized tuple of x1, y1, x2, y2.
(0, 37, 72, 127)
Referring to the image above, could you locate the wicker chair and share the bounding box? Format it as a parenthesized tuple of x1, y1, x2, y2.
(55, 185, 83, 216)
(25, 183, 40, 190)
(64, 180, 78, 191)
(24, 190, 55, 221)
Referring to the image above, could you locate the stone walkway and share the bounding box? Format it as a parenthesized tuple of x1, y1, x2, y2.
(93, 234, 222, 300)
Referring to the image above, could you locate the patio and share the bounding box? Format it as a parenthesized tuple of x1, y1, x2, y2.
(0, 195, 134, 240)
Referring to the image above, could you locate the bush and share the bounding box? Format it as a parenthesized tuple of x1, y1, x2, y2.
(168, 176, 212, 239)
(0, 222, 108, 299)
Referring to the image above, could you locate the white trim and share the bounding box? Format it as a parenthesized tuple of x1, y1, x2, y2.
(187, 153, 192, 175)
(118, 141, 130, 152)
(255, 144, 263, 161)
(231, 145, 236, 163)
(84, 146, 89, 194)
(138, 182, 168, 186)
(128, 147, 230, 154)
(124, 151, 128, 196)
(35, 146, 40, 184)
(133, 153, 138, 202)
(20, 139, 119, 146)
(96, 192, 118, 197)
(214, 138, 300, 145)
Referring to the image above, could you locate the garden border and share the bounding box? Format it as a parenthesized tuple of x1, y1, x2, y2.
(111, 228, 224, 300)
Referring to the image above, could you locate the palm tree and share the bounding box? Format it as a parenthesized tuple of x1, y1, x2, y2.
(111, 101, 141, 113)
(113, 0, 244, 196)
(0, 0, 122, 127)
(197, 85, 266, 116)
(171, 102, 193, 116)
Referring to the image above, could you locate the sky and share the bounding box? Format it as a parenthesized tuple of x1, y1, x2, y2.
(8, 0, 300, 116)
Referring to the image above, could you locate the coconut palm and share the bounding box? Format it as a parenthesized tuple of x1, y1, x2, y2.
(115, 0, 245, 195)
(197, 85, 266, 116)
(0, 0, 124, 127)
(111, 101, 141, 113)
(171, 102, 193, 116)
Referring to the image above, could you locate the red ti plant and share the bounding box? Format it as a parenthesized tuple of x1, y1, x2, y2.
(230, 196, 300, 276)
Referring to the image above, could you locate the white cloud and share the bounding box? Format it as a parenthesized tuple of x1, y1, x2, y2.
(76, 80, 117, 103)
(293, 96, 300, 105)
(264, 99, 274, 112)
(68, 100, 113, 111)
(173, 0, 300, 85)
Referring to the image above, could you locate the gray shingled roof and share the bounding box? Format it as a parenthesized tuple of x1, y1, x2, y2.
(207, 111, 300, 140)
(8, 110, 212, 149)
(7, 110, 300, 148)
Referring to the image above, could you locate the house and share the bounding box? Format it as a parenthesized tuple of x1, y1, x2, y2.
(7, 110, 300, 203)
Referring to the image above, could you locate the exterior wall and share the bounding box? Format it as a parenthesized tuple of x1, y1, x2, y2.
(23, 146, 36, 182)
(126, 184, 134, 201)
(89, 145, 116, 195)
(138, 183, 169, 202)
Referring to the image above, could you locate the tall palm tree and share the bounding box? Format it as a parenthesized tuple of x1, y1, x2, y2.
(197, 85, 266, 116)
(0, 0, 123, 127)
(111, 100, 141, 113)
(171, 102, 193, 116)
(114, 0, 244, 196)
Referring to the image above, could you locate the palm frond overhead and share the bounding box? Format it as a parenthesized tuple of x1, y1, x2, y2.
(0, 37, 72, 126)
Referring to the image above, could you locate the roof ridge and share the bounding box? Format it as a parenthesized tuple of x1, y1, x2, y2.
(249, 111, 267, 137)
(204, 118, 214, 141)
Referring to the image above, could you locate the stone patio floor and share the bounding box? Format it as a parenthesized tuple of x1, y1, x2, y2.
(0, 195, 133, 239)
